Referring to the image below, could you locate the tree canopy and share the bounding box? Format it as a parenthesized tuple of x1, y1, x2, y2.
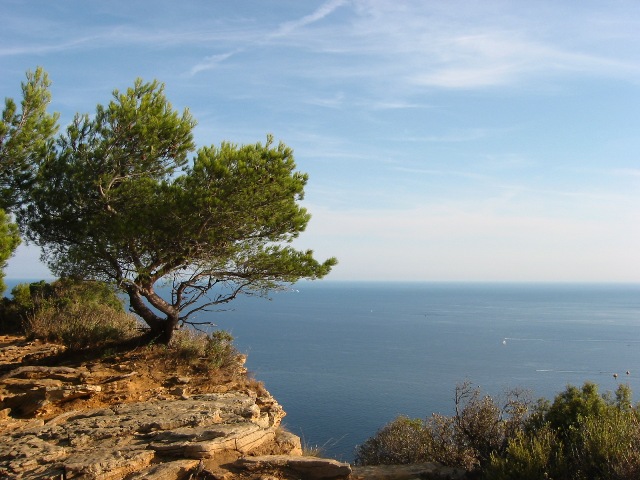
(0, 67, 58, 212)
(0, 68, 55, 290)
(0, 209, 20, 294)
(6, 70, 336, 343)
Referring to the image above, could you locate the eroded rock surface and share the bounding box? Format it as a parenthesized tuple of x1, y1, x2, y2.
(1, 391, 291, 479)
(0, 336, 466, 480)
(0, 336, 302, 479)
(234, 455, 352, 479)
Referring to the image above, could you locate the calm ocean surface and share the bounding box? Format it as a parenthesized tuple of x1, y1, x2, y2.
(210, 282, 640, 461)
(7, 280, 640, 461)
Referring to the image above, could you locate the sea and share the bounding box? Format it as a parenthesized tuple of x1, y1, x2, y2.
(7, 280, 640, 461)
(210, 282, 640, 461)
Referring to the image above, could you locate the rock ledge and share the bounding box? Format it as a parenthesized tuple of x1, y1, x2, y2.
(0, 335, 465, 480)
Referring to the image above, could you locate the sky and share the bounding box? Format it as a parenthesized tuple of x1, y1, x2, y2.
(2, 0, 640, 282)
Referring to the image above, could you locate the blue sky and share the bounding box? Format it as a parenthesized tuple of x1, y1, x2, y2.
(2, 0, 640, 282)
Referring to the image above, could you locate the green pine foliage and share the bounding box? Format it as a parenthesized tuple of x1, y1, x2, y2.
(1, 69, 336, 345)
(0, 209, 20, 294)
(0, 67, 58, 211)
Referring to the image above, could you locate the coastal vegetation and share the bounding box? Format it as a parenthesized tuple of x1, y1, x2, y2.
(355, 380, 640, 479)
(0, 67, 57, 296)
(5, 69, 638, 480)
(0, 68, 336, 345)
(9, 278, 137, 349)
(1, 277, 242, 371)
(0, 209, 19, 294)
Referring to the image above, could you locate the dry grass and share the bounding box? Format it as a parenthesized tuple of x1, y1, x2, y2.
(24, 302, 139, 351)
(153, 328, 244, 373)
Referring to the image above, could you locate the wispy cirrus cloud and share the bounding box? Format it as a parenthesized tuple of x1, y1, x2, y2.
(407, 32, 640, 89)
(275, 0, 640, 91)
(269, 0, 349, 39)
(0, 34, 101, 56)
(0, 23, 251, 57)
(188, 0, 349, 76)
(392, 128, 496, 143)
(189, 50, 243, 76)
(9, 0, 639, 93)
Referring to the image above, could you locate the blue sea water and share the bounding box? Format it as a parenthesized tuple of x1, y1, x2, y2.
(7, 280, 640, 461)
(209, 282, 640, 461)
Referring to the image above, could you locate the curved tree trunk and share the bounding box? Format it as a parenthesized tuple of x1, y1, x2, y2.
(153, 317, 178, 345)
(125, 285, 178, 345)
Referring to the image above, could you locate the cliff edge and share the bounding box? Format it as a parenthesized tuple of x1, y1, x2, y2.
(0, 335, 468, 480)
(0, 335, 352, 479)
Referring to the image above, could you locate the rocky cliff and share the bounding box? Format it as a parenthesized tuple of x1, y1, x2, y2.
(0, 335, 466, 480)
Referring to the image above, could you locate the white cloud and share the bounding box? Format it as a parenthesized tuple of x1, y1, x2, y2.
(0, 23, 251, 58)
(269, 0, 349, 39)
(9, 1, 639, 93)
(189, 50, 241, 76)
(392, 128, 496, 143)
(280, 1, 640, 91)
(409, 35, 640, 89)
(0, 35, 99, 56)
(189, 0, 349, 76)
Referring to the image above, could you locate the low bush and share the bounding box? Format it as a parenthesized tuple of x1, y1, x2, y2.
(355, 381, 530, 470)
(355, 381, 640, 480)
(487, 424, 567, 480)
(24, 302, 139, 350)
(163, 328, 240, 371)
(12, 278, 124, 313)
(3, 277, 139, 350)
(2, 278, 244, 369)
(0, 296, 23, 333)
(354, 416, 430, 465)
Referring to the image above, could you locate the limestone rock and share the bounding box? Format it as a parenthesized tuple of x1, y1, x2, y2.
(2, 335, 462, 480)
(274, 429, 303, 456)
(0, 364, 101, 417)
(234, 455, 352, 479)
(0, 335, 315, 479)
(126, 459, 200, 479)
(0, 392, 289, 479)
(64, 449, 155, 479)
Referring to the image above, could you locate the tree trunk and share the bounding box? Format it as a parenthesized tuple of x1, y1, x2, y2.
(153, 318, 177, 345)
(125, 285, 178, 345)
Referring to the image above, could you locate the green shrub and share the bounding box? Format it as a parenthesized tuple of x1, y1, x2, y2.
(524, 383, 640, 480)
(544, 382, 608, 438)
(355, 382, 530, 471)
(17, 278, 125, 312)
(167, 328, 239, 370)
(3, 278, 125, 330)
(0, 281, 41, 333)
(10, 282, 34, 309)
(573, 406, 640, 479)
(487, 382, 640, 480)
(354, 415, 430, 465)
(356, 381, 640, 480)
(487, 424, 566, 480)
(25, 302, 139, 350)
(0, 297, 22, 333)
(2, 277, 139, 349)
